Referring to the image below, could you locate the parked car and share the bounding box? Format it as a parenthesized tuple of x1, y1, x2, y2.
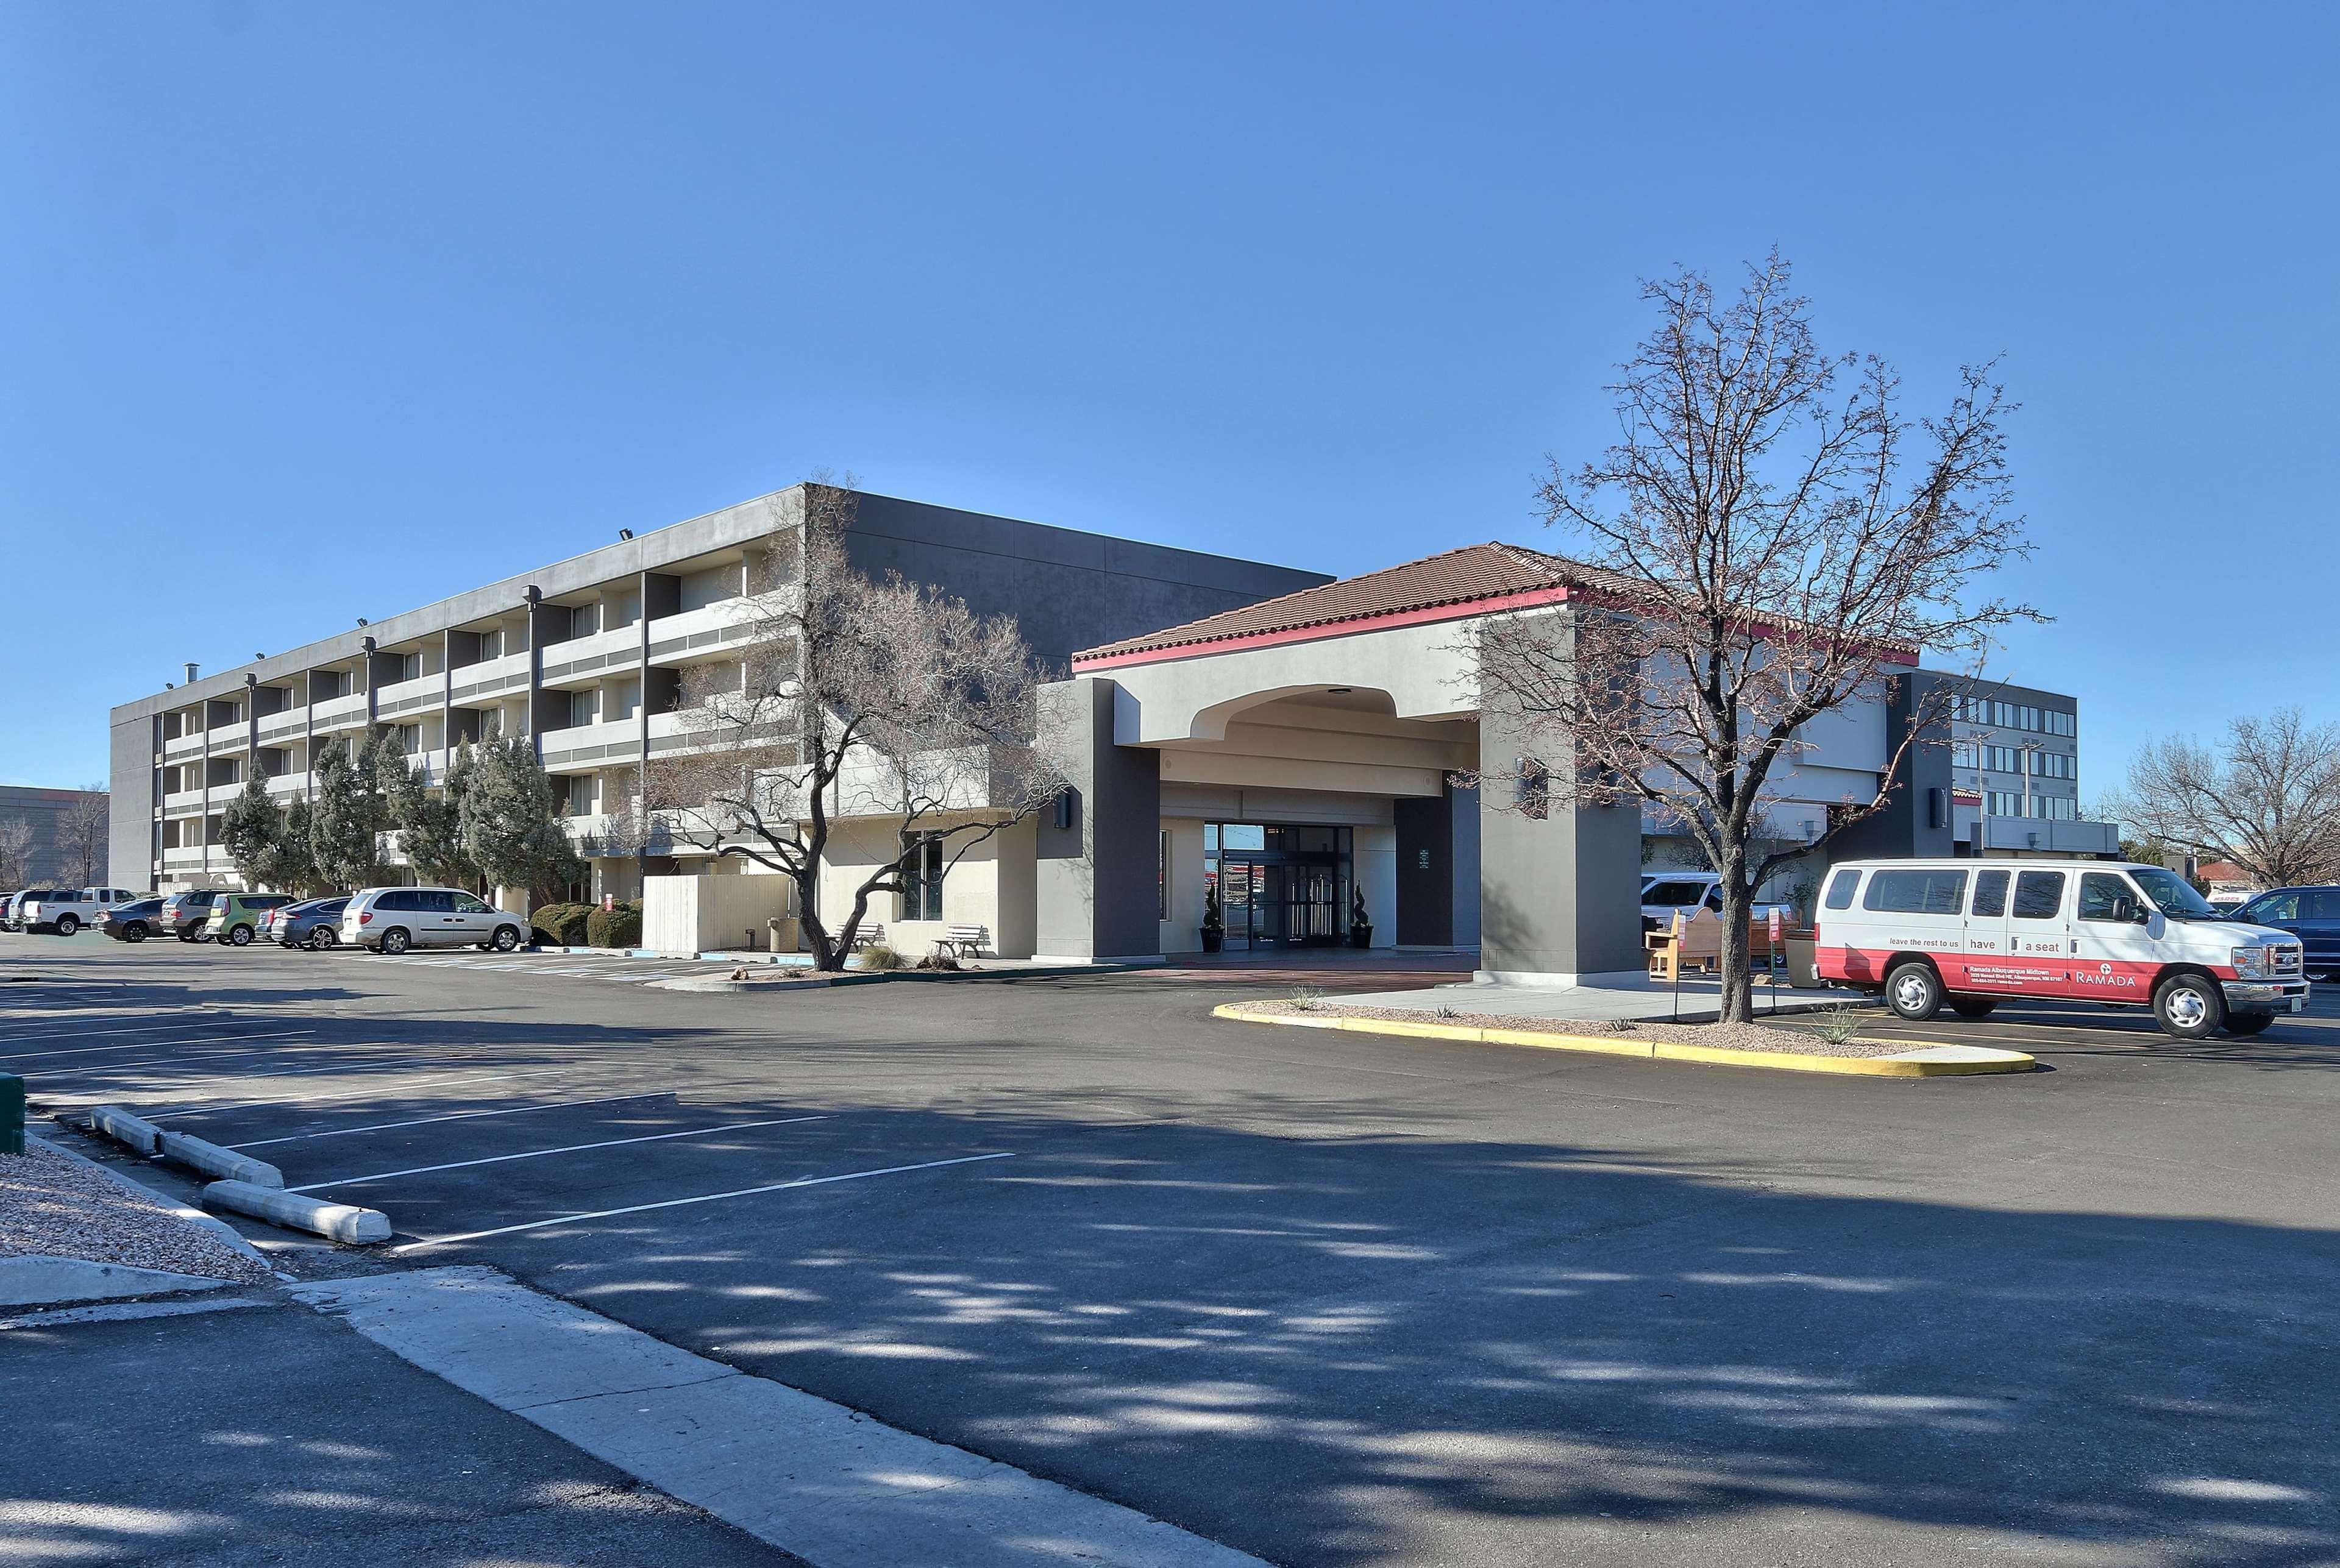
(0, 891, 26, 931)
(341, 887, 527, 955)
(268, 896, 350, 950)
(19, 886, 142, 935)
(1639, 872, 1790, 932)
(158, 890, 226, 941)
(100, 898, 166, 942)
(1816, 857, 2308, 1039)
(204, 892, 298, 947)
(2229, 885, 2340, 980)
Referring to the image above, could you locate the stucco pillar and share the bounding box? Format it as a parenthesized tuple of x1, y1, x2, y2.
(1474, 702, 1643, 986)
(1034, 677, 1163, 963)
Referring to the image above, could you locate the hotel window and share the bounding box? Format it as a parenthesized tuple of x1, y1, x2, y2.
(1951, 742, 1979, 768)
(901, 833, 945, 921)
(1985, 791, 2025, 817)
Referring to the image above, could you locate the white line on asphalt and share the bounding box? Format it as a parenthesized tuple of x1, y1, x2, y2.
(25, 1040, 394, 1077)
(394, 1152, 1016, 1252)
(0, 1018, 271, 1047)
(225, 1085, 761, 1148)
(0, 1028, 317, 1062)
(290, 1116, 831, 1191)
(149, 1066, 572, 1119)
(41, 1050, 443, 1088)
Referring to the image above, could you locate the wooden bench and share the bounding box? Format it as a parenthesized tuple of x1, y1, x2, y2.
(934, 924, 990, 960)
(848, 923, 886, 950)
(1646, 909, 1722, 981)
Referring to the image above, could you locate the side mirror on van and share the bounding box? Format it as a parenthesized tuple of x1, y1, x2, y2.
(2110, 895, 2138, 924)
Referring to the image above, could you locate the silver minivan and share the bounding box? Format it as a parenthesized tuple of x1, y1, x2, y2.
(341, 886, 527, 955)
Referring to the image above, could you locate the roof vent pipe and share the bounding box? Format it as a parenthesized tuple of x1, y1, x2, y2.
(184, 662, 199, 684)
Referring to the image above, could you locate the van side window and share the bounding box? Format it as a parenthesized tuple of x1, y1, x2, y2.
(1823, 869, 1860, 910)
(1972, 870, 2010, 918)
(2077, 873, 2136, 922)
(1863, 869, 1968, 915)
(2012, 871, 2065, 920)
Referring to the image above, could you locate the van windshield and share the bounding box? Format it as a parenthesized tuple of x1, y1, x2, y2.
(2128, 866, 2224, 920)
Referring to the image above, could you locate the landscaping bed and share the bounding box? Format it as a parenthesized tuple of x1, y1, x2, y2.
(1, 1142, 269, 1283)
(1223, 998, 1913, 1057)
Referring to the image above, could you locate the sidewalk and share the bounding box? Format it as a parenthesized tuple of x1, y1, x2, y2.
(1334, 972, 1857, 1024)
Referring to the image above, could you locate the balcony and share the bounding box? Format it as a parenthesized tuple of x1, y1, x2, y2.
(162, 846, 208, 870)
(163, 789, 207, 817)
(264, 772, 310, 799)
(645, 603, 759, 666)
(447, 649, 532, 706)
(311, 692, 369, 731)
(540, 624, 645, 687)
(163, 732, 207, 761)
(376, 670, 448, 721)
(255, 711, 308, 744)
(539, 717, 642, 772)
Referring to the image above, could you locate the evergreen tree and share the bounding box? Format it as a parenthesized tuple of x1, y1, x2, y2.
(219, 775, 282, 889)
(379, 733, 474, 887)
(460, 737, 585, 902)
(268, 796, 324, 895)
(309, 741, 385, 891)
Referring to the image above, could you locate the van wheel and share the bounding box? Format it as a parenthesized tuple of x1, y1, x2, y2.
(2152, 972, 2225, 1040)
(1949, 998, 1998, 1019)
(2224, 1010, 2275, 1038)
(491, 925, 521, 953)
(380, 928, 411, 956)
(1885, 962, 1943, 1021)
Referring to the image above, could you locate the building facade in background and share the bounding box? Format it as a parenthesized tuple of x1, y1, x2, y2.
(0, 785, 110, 887)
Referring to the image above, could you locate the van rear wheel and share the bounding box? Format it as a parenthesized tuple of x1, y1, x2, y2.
(1885, 962, 1943, 1021)
(2224, 1010, 2275, 1038)
(2152, 973, 2225, 1041)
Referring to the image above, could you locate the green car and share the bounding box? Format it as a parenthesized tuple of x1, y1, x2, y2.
(204, 893, 297, 948)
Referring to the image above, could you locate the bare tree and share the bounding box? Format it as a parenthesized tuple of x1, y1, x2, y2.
(60, 784, 110, 887)
(0, 815, 32, 888)
(2100, 710, 2340, 887)
(1478, 252, 2039, 1020)
(646, 482, 1061, 970)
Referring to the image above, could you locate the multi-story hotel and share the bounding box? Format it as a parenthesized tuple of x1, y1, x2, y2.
(108, 488, 1328, 928)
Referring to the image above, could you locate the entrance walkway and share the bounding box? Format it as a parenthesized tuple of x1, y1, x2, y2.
(1160, 947, 1479, 990)
(1334, 973, 1852, 1024)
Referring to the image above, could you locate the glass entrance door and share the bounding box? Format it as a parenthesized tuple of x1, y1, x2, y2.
(1206, 823, 1356, 952)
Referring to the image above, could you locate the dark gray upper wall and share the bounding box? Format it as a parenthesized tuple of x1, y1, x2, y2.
(842, 494, 1329, 671)
(1830, 670, 1958, 862)
(108, 723, 152, 890)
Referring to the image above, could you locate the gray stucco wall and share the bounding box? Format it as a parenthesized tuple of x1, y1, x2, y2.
(1034, 678, 1164, 961)
(1, 786, 112, 887)
(842, 494, 1328, 671)
(108, 722, 152, 890)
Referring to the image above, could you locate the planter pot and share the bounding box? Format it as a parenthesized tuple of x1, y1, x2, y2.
(1783, 933, 1822, 989)
(1350, 926, 1373, 949)
(1200, 927, 1224, 954)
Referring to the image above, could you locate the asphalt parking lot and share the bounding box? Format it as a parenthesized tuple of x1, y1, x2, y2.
(7, 931, 2339, 1567)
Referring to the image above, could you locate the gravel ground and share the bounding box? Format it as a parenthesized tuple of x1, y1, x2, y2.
(1229, 999, 1915, 1057)
(0, 1143, 271, 1281)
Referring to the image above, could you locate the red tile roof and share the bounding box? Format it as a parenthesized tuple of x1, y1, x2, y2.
(1073, 543, 1590, 664)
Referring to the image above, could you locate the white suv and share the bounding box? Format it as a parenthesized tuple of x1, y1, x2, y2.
(341, 887, 527, 955)
(20, 887, 143, 935)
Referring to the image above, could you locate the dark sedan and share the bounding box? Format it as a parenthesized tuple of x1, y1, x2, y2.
(100, 898, 166, 943)
(268, 896, 350, 950)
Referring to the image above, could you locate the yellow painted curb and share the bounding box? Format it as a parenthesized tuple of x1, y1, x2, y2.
(1210, 1004, 2035, 1077)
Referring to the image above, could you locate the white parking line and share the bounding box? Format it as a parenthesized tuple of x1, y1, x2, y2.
(226, 1085, 759, 1148)
(0, 1018, 271, 1048)
(43, 1051, 445, 1090)
(152, 1066, 573, 1119)
(290, 1116, 830, 1191)
(394, 1152, 1016, 1252)
(0, 1028, 316, 1062)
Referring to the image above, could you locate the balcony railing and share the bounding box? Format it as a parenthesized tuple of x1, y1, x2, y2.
(376, 670, 448, 720)
(539, 717, 642, 771)
(311, 692, 369, 730)
(163, 733, 207, 761)
(645, 602, 758, 664)
(540, 623, 645, 686)
(447, 650, 532, 706)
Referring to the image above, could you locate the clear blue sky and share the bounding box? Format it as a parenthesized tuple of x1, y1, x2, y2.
(4, 2, 2335, 795)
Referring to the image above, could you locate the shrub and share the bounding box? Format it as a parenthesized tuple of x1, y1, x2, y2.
(854, 942, 905, 972)
(1290, 987, 1325, 1012)
(530, 903, 592, 946)
(586, 901, 643, 949)
(915, 952, 963, 972)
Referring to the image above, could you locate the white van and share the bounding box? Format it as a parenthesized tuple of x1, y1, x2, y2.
(1638, 872, 1788, 930)
(1816, 858, 2308, 1040)
(341, 887, 527, 955)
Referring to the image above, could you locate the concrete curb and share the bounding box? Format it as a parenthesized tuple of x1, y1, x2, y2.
(158, 1130, 285, 1188)
(0, 1252, 230, 1310)
(88, 1104, 163, 1156)
(202, 1179, 393, 1244)
(27, 1132, 274, 1267)
(1212, 1004, 2036, 1077)
(647, 962, 1142, 992)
